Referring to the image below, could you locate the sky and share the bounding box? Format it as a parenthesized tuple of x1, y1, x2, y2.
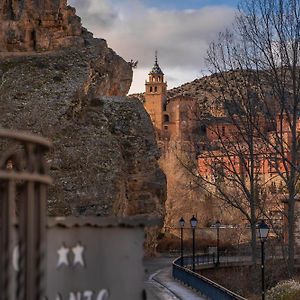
(69, 0, 239, 94)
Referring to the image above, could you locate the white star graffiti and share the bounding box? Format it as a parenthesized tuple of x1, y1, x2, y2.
(12, 245, 19, 271)
(72, 243, 85, 267)
(55, 294, 62, 300)
(57, 244, 70, 268)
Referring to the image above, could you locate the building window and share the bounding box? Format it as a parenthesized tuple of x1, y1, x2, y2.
(150, 86, 153, 92)
(164, 115, 170, 123)
(222, 126, 226, 136)
(164, 125, 168, 130)
(155, 86, 158, 92)
(163, 102, 167, 111)
(200, 125, 207, 135)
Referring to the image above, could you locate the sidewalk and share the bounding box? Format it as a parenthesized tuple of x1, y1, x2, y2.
(147, 266, 207, 300)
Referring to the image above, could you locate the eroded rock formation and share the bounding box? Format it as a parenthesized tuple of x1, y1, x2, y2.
(0, 0, 166, 221)
(0, 0, 86, 52)
(0, 45, 166, 219)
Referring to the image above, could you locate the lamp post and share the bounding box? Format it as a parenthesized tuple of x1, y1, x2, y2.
(179, 217, 185, 266)
(258, 220, 270, 300)
(190, 215, 198, 272)
(215, 220, 221, 266)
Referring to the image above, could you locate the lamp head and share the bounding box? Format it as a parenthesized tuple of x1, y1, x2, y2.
(215, 220, 221, 228)
(258, 220, 270, 242)
(190, 215, 198, 229)
(179, 217, 185, 228)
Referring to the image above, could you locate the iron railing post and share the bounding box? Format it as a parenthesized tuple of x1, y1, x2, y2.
(261, 240, 265, 300)
(192, 227, 195, 272)
(0, 130, 51, 300)
(217, 226, 220, 266)
(180, 227, 183, 266)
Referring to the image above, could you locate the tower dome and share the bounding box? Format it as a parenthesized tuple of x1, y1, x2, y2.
(149, 51, 164, 75)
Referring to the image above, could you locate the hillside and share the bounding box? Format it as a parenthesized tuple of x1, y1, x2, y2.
(131, 69, 274, 117)
(130, 71, 243, 116)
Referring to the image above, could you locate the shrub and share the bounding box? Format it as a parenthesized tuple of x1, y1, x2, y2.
(266, 279, 300, 300)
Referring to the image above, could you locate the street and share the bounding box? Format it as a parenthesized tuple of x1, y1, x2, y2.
(144, 256, 179, 299)
(143, 256, 206, 300)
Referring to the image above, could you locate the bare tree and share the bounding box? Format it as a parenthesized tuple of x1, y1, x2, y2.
(205, 0, 300, 274)
(196, 70, 270, 264)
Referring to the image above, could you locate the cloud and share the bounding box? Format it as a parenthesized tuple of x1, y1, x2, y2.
(69, 0, 237, 93)
(69, 0, 118, 28)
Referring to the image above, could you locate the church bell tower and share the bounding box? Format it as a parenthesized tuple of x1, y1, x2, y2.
(144, 52, 167, 134)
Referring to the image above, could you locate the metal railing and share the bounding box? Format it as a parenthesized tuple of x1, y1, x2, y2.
(0, 130, 52, 300)
(182, 253, 216, 268)
(172, 245, 288, 300)
(173, 256, 247, 300)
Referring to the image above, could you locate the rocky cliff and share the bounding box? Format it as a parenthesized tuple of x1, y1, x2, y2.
(0, 0, 166, 220)
(0, 0, 85, 52)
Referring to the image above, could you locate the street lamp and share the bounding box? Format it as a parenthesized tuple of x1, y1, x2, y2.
(215, 220, 221, 266)
(258, 220, 270, 300)
(179, 217, 185, 266)
(190, 215, 198, 272)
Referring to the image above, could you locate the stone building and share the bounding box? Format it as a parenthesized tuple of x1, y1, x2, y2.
(143, 56, 291, 235)
(144, 54, 199, 142)
(197, 114, 297, 188)
(143, 55, 204, 231)
(144, 53, 167, 136)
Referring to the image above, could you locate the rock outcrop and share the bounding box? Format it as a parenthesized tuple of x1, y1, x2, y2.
(0, 45, 166, 218)
(0, 1, 166, 220)
(0, 0, 86, 52)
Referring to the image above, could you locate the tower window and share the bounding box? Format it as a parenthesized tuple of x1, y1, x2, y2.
(158, 76, 160, 82)
(150, 86, 153, 92)
(155, 86, 158, 92)
(163, 102, 167, 111)
(164, 115, 170, 123)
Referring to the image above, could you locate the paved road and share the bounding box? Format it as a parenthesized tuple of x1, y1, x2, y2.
(145, 277, 178, 300)
(144, 256, 206, 300)
(144, 256, 177, 300)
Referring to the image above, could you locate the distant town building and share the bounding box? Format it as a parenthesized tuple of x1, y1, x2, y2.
(143, 53, 300, 241)
(144, 53, 199, 141)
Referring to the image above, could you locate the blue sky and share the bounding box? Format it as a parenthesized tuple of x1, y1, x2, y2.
(142, 0, 238, 10)
(70, 0, 238, 93)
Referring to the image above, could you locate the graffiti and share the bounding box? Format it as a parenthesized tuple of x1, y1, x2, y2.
(54, 290, 109, 300)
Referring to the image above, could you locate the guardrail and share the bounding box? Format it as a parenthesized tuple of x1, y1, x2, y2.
(172, 256, 247, 300)
(172, 245, 288, 299)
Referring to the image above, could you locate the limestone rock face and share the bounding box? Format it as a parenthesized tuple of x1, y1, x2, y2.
(0, 45, 166, 218)
(0, 0, 166, 224)
(0, 0, 85, 52)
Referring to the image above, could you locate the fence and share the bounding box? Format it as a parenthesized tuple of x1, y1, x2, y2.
(172, 244, 288, 300)
(0, 130, 52, 300)
(172, 253, 251, 300)
(173, 256, 247, 300)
